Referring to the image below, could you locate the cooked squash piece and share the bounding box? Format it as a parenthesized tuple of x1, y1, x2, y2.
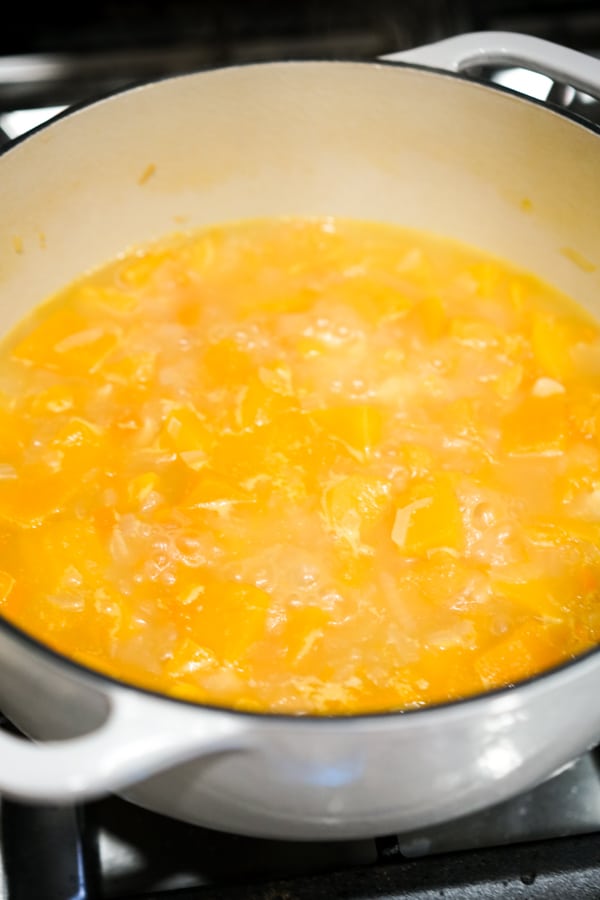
(19, 519, 108, 593)
(310, 404, 383, 458)
(0, 466, 80, 526)
(117, 250, 172, 288)
(491, 576, 566, 620)
(392, 475, 464, 556)
(12, 308, 118, 375)
(237, 377, 298, 430)
(184, 471, 253, 510)
(404, 296, 447, 341)
(189, 582, 270, 662)
(77, 284, 138, 313)
(161, 406, 212, 454)
(530, 312, 594, 381)
(281, 604, 331, 665)
(475, 621, 567, 688)
(323, 474, 391, 551)
(501, 393, 567, 455)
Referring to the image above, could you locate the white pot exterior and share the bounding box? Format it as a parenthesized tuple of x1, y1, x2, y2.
(0, 34, 599, 840)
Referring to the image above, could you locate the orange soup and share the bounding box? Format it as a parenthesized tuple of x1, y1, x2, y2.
(1, 216, 600, 714)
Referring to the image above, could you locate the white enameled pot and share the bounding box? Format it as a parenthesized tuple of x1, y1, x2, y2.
(0, 31, 599, 841)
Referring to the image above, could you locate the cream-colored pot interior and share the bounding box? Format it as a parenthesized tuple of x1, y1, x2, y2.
(0, 59, 598, 333)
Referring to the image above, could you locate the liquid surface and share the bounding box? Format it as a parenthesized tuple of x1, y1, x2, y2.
(1, 216, 600, 715)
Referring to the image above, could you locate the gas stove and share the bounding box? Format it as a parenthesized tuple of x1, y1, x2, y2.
(0, 0, 599, 144)
(2, 708, 600, 899)
(1, 3, 600, 898)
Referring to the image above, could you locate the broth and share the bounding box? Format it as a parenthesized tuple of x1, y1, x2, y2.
(0, 216, 599, 714)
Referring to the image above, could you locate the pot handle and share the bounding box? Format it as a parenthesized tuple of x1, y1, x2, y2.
(381, 31, 600, 99)
(0, 687, 250, 803)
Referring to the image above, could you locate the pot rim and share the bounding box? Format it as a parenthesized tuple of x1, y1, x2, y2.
(0, 55, 599, 160)
(0, 53, 599, 724)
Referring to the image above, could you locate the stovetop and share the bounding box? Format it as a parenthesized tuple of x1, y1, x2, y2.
(2, 741, 600, 899)
(1, 3, 600, 898)
(0, 0, 600, 141)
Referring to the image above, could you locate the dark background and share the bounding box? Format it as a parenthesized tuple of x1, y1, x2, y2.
(0, 1, 599, 113)
(1, 0, 599, 57)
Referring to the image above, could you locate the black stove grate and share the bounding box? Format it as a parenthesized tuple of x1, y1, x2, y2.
(3, 794, 600, 900)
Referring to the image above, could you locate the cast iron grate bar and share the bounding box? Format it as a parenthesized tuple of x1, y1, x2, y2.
(1, 802, 98, 900)
(116, 831, 600, 899)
